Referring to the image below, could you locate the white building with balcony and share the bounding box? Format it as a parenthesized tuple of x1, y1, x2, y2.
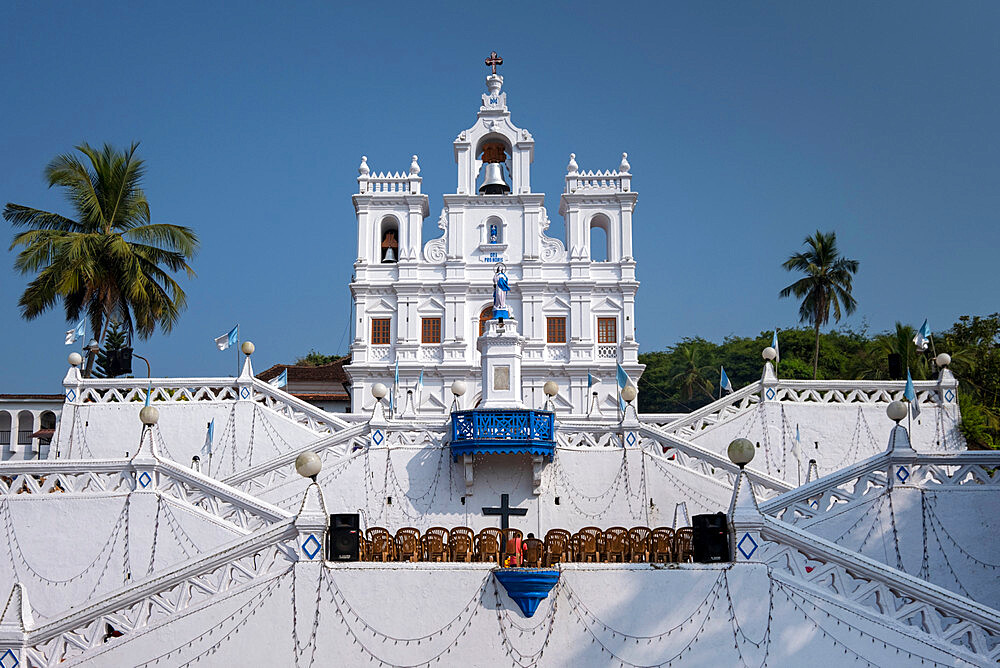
(347, 70, 643, 415)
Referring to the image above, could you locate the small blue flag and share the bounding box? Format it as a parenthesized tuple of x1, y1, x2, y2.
(904, 369, 921, 418)
(65, 318, 86, 345)
(202, 419, 214, 456)
(616, 364, 631, 411)
(215, 324, 238, 351)
(771, 329, 780, 363)
(588, 373, 597, 389)
(270, 368, 288, 389)
(720, 366, 733, 394)
(418, 369, 424, 388)
(796, 424, 801, 443)
(913, 319, 931, 351)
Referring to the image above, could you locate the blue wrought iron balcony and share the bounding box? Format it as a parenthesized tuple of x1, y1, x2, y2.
(450, 409, 555, 459)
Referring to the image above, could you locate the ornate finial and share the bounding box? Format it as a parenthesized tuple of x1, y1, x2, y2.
(485, 51, 503, 75)
(619, 152, 630, 173)
(358, 156, 370, 176)
(410, 155, 420, 176)
(567, 153, 579, 175)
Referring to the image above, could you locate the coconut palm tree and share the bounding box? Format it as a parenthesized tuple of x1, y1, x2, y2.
(671, 344, 714, 401)
(779, 231, 859, 379)
(4, 142, 198, 374)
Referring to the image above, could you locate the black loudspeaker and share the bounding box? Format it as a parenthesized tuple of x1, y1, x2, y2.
(692, 512, 730, 563)
(887, 353, 903, 380)
(107, 347, 133, 377)
(327, 513, 360, 561)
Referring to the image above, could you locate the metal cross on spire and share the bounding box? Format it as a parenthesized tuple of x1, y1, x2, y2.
(485, 51, 503, 75)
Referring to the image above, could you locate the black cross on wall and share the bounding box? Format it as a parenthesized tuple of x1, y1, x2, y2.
(482, 493, 527, 530)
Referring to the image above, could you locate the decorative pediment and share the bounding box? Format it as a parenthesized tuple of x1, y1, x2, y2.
(417, 297, 446, 314)
(367, 298, 396, 315)
(591, 297, 621, 313)
(542, 296, 571, 312)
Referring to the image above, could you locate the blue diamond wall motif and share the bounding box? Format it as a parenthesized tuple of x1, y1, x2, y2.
(138, 471, 152, 488)
(737, 532, 758, 559)
(65, 389, 76, 402)
(765, 388, 775, 400)
(240, 387, 250, 399)
(810, 500, 819, 510)
(896, 466, 910, 484)
(625, 432, 636, 447)
(945, 389, 955, 402)
(372, 429, 383, 445)
(302, 534, 322, 560)
(0, 648, 20, 668)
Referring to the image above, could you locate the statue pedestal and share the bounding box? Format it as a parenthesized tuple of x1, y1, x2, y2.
(477, 318, 525, 409)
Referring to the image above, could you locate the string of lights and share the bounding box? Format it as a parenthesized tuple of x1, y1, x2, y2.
(291, 563, 325, 668)
(643, 454, 722, 514)
(132, 572, 286, 667)
(775, 578, 979, 667)
(924, 494, 1000, 569)
(493, 576, 559, 667)
(561, 571, 723, 641)
(325, 571, 489, 644)
(0, 496, 129, 587)
(721, 568, 772, 668)
(325, 567, 484, 667)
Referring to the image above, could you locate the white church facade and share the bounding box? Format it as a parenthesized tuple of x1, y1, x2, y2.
(0, 55, 997, 667)
(347, 64, 642, 415)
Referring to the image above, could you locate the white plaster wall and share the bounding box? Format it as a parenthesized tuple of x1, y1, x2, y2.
(689, 401, 964, 485)
(261, 444, 734, 535)
(77, 561, 971, 666)
(803, 486, 1000, 610)
(0, 493, 246, 620)
(54, 401, 320, 470)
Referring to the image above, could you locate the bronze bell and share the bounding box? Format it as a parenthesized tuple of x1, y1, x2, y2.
(479, 163, 510, 194)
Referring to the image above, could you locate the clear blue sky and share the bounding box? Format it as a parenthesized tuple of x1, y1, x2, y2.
(2, 2, 998, 392)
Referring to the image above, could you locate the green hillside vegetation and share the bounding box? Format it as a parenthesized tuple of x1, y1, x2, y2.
(637, 314, 1000, 450)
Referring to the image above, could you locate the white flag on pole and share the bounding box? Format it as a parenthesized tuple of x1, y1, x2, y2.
(215, 325, 238, 351)
(65, 319, 85, 345)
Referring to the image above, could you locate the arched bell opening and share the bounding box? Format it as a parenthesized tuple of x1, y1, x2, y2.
(589, 213, 611, 262)
(379, 215, 399, 263)
(476, 137, 512, 195)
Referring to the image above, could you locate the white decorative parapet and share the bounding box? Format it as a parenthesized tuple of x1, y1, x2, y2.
(223, 421, 372, 497)
(646, 375, 957, 442)
(16, 519, 297, 667)
(637, 422, 792, 500)
(761, 450, 1000, 527)
(564, 153, 631, 194)
(356, 155, 422, 195)
(757, 516, 1000, 664)
(249, 378, 349, 435)
(0, 458, 290, 534)
(649, 384, 761, 439)
(69, 377, 238, 405)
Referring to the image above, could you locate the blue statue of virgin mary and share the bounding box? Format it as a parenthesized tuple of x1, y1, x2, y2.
(493, 264, 510, 320)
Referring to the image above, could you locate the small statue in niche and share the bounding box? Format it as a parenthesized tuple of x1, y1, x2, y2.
(489, 224, 498, 244)
(492, 263, 510, 321)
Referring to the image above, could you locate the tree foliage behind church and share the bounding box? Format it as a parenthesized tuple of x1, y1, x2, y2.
(638, 315, 999, 449)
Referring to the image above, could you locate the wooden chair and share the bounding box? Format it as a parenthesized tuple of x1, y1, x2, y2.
(366, 528, 395, 562)
(628, 527, 652, 562)
(421, 533, 447, 562)
(475, 532, 501, 564)
(650, 527, 674, 562)
(603, 527, 628, 563)
(394, 527, 421, 562)
(522, 538, 544, 567)
(574, 529, 599, 563)
(450, 532, 474, 562)
(674, 527, 693, 563)
(543, 529, 571, 566)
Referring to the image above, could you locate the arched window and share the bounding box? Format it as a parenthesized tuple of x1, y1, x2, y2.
(589, 214, 610, 262)
(0, 411, 11, 448)
(16, 411, 33, 447)
(479, 305, 493, 336)
(379, 216, 399, 263)
(39, 411, 56, 446)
